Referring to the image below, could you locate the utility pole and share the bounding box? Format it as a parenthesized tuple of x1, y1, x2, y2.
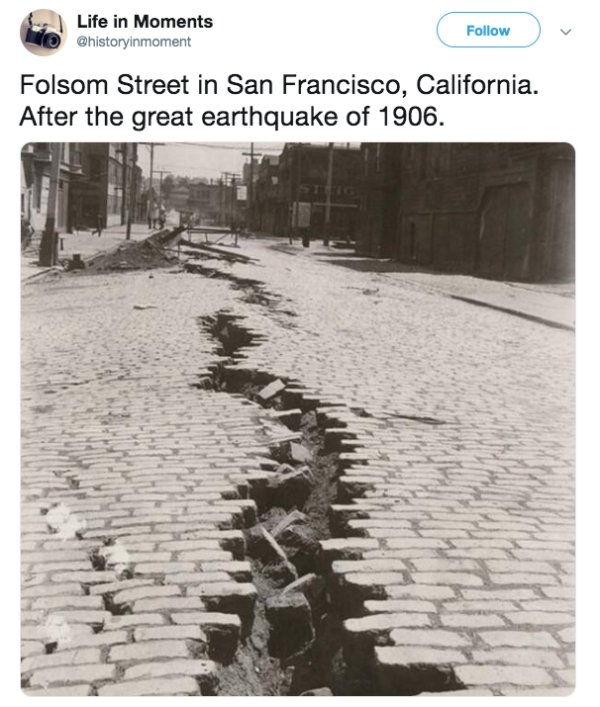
(221, 172, 231, 227)
(242, 143, 262, 230)
(39, 143, 61, 266)
(323, 142, 334, 246)
(120, 143, 127, 225)
(148, 144, 154, 227)
(221, 172, 240, 229)
(230, 175, 236, 228)
(151, 170, 169, 207)
(219, 174, 225, 226)
(125, 143, 138, 240)
(294, 145, 302, 241)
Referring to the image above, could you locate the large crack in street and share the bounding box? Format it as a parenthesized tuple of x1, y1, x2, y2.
(197, 311, 347, 695)
(193, 294, 465, 695)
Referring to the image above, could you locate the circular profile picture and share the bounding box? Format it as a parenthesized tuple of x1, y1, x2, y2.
(21, 9, 66, 55)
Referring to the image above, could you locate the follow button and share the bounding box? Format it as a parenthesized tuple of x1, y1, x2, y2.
(437, 12, 541, 48)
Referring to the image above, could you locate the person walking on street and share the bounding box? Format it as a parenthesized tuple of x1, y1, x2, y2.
(150, 202, 159, 230)
(91, 214, 103, 237)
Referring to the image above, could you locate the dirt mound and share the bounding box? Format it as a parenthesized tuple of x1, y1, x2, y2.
(85, 237, 178, 273)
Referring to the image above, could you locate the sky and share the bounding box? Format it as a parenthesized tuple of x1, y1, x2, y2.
(136, 142, 285, 183)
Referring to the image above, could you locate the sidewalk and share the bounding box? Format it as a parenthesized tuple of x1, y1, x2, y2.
(256, 240, 575, 331)
(21, 223, 165, 282)
(385, 269, 575, 331)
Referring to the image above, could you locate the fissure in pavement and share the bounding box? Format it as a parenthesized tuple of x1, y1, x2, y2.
(186, 239, 478, 696)
(195, 309, 465, 696)
(196, 311, 355, 695)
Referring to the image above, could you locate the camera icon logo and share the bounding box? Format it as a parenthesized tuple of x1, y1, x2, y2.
(21, 9, 66, 55)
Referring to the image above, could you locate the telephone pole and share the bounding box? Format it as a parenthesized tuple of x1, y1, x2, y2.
(152, 170, 170, 207)
(148, 144, 154, 228)
(39, 143, 61, 266)
(125, 143, 138, 241)
(242, 143, 262, 229)
(222, 172, 240, 228)
(323, 142, 334, 246)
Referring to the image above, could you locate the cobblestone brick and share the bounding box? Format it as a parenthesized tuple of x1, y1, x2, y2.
(345, 612, 431, 635)
(25, 685, 95, 696)
(22, 623, 93, 642)
(471, 649, 564, 668)
(411, 559, 481, 572)
(134, 625, 208, 642)
(558, 626, 575, 643)
(21, 641, 45, 657)
(489, 573, 559, 585)
(412, 572, 484, 586)
(455, 664, 553, 687)
(134, 561, 196, 574)
(134, 596, 207, 612)
(364, 600, 436, 614)
(112, 584, 180, 606)
(30, 663, 116, 687)
(123, 658, 217, 682)
(375, 645, 467, 666)
(441, 614, 506, 628)
(478, 631, 559, 648)
(386, 584, 456, 600)
(104, 613, 166, 630)
(98, 676, 201, 696)
(55, 630, 129, 650)
(32, 596, 104, 611)
(109, 639, 191, 663)
(390, 629, 470, 647)
(22, 582, 84, 598)
(21, 648, 101, 674)
(333, 559, 407, 574)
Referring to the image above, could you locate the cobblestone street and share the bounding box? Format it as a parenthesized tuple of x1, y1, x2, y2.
(21, 235, 575, 696)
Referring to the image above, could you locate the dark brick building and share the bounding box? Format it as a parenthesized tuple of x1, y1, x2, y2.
(252, 155, 281, 234)
(357, 143, 575, 282)
(268, 143, 362, 240)
(70, 143, 143, 230)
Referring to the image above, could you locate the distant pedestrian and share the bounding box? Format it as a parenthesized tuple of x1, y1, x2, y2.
(149, 202, 159, 230)
(91, 214, 103, 237)
(21, 213, 34, 251)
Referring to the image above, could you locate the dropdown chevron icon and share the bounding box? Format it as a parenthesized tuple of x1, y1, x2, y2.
(561, 28, 572, 35)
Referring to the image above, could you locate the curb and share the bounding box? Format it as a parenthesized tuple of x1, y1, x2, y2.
(449, 294, 575, 331)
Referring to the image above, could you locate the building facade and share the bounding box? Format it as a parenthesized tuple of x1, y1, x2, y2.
(21, 143, 145, 236)
(357, 143, 575, 282)
(269, 144, 362, 240)
(69, 143, 143, 230)
(21, 143, 84, 233)
(252, 155, 280, 234)
(188, 180, 222, 224)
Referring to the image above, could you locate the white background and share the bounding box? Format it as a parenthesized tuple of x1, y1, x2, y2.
(2, 1, 596, 705)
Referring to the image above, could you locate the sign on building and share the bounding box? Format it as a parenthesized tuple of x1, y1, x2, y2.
(293, 201, 311, 228)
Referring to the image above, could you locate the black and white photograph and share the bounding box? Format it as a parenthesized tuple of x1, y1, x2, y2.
(20, 142, 575, 696)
